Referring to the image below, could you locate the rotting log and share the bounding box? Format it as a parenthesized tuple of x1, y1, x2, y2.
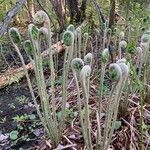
(0, 18, 89, 89)
(0, 42, 65, 89)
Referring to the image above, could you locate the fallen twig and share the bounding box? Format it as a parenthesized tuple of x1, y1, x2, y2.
(54, 144, 77, 150)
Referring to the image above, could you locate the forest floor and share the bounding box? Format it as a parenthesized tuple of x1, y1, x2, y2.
(0, 41, 150, 150)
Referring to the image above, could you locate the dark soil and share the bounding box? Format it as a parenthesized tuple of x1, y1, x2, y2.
(0, 43, 34, 132)
(0, 80, 33, 132)
(0, 42, 65, 149)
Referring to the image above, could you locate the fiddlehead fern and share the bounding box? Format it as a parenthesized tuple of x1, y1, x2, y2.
(80, 65, 93, 150)
(76, 27, 82, 58)
(34, 11, 59, 141)
(29, 13, 60, 146)
(118, 40, 127, 59)
(103, 63, 122, 150)
(102, 48, 110, 64)
(84, 53, 93, 66)
(71, 58, 84, 71)
(33, 11, 56, 118)
(71, 58, 92, 150)
(83, 32, 89, 57)
(99, 48, 110, 108)
(9, 27, 21, 45)
(97, 48, 110, 148)
(9, 27, 49, 142)
(33, 10, 50, 27)
(60, 30, 74, 132)
(136, 47, 143, 78)
(63, 30, 74, 46)
(28, 24, 39, 40)
(103, 61, 129, 150)
(67, 24, 75, 32)
(102, 22, 107, 50)
(119, 31, 125, 41)
(141, 33, 150, 43)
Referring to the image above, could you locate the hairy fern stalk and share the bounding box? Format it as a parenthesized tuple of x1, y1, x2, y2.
(8, 8, 149, 149)
(9, 9, 77, 147)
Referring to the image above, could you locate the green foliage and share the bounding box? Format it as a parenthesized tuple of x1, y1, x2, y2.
(5, 1, 150, 148)
(7, 72, 25, 85)
(9, 113, 38, 147)
(16, 95, 29, 105)
(13, 115, 28, 122)
(115, 121, 122, 130)
(47, 76, 63, 86)
(28, 114, 36, 120)
(57, 108, 75, 124)
(127, 40, 136, 54)
(10, 130, 19, 140)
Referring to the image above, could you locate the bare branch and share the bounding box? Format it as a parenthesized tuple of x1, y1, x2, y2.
(0, 0, 26, 38)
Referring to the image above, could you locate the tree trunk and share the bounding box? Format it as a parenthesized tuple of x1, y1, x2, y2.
(109, 0, 116, 28)
(67, 0, 88, 23)
(80, 0, 88, 22)
(67, 0, 80, 23)
(0, 42, 65, 89)
(49, 0, 66, 32)
(92, 0, 106, 26)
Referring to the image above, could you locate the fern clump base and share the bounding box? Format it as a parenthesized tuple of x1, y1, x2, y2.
(6, 6, 150, 149)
